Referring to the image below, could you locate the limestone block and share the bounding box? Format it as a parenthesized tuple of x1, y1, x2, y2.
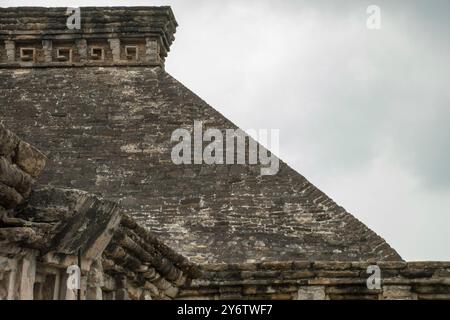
(153, 276, 179, 298)
(282, 270, 315, 279)
(87, 259, 105, 289)
(75, 39, 87, 62)
(142, 290, 152, 300)
(6, 259, 18, 300)
(417, 294, 450, 300)
(313, 261, 352, 270)
(143, 281, 160, 297)
(0, 227, 38, 244)
(259, 261, 293, 270)
(86, 286, 102, 300)
(297, 286, 326, 300)
(115, 288, 128, 300)
(382, 285, 416, 300)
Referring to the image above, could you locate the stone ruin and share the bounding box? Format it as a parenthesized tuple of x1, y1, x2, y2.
(0, 7, 449, 300)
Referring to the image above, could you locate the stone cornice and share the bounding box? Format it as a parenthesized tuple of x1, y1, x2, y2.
(0, 7, 178, 68)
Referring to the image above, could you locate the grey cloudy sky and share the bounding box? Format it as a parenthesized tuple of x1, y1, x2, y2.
(2, 0, 449, 261)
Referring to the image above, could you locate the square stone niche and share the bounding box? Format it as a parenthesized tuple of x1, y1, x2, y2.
(90, 47, 105, 61)
(56, 48, 73, 62)
(125, 46, 139, 61)
(20, 48, 36, 62)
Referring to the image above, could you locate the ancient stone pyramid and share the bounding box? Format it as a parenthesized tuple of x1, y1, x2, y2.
(0, 7, 401, 264)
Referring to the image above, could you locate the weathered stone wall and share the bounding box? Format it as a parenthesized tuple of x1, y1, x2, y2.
(0, 66, 401, 264)
(179, 261, 450, 300)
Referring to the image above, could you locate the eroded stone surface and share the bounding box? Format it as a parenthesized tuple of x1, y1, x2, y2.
(0, 7, 401, 263)
(1, 6, 449, 301)
(0, 7, 176, 67)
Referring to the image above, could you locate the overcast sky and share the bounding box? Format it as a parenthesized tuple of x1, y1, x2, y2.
(2, 0, 449, 261)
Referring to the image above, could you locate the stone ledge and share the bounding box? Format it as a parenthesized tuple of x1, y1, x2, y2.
(182, 260, 450, 300)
